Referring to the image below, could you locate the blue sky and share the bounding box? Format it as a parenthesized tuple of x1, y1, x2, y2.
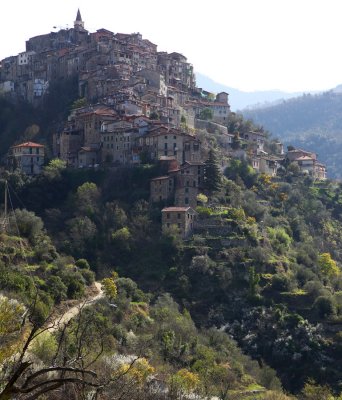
(2, 0, 342, 92)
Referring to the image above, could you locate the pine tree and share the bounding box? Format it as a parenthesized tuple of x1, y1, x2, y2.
(204, 149, 222, 193)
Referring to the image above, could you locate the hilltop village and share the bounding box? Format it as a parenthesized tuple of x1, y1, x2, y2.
(0, 11, 327, 236)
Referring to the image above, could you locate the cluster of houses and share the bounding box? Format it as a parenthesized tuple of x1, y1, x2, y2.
(2, 11, 328, 238)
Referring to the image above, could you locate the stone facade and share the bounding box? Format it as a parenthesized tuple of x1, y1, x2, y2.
(8, 142, 45, 175)
(161, 206, 197, 238)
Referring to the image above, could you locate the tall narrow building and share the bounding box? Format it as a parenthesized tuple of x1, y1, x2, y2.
(74, 9, 85, 29)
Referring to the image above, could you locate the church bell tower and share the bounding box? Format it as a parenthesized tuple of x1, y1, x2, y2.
(74, 9, 85, 30)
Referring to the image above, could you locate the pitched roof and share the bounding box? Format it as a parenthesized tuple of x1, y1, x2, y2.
(182, 161, 205, 166)
(151, 176, 170, 181)
(162, 207, 194, 212)
(295, 155, 314, 161)
(12, 141, 44, 148)
(76, 9, 82, 22)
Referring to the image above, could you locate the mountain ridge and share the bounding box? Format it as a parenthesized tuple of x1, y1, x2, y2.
(242, 90, 342, 179)
(195, 72, 304, 111)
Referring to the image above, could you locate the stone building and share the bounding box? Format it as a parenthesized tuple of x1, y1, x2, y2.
(161, 206, 197, 238)
(8, 142, 45, 175)
(139, 126, 201, 164)
(150, 176, 175, 203)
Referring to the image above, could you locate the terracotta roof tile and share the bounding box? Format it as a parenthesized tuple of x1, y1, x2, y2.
(12, 141, 44, 148)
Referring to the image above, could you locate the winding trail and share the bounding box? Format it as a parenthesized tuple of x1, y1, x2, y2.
(47, 282, 104, 333)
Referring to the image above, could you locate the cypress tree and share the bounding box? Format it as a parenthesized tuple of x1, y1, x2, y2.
(204, 149, 222, 193)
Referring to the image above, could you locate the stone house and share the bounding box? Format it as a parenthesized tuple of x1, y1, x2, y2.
(150, 176, 175, 203)
(241, 131, 266, 153)
(78, 147, 98, 168)
(314, 163, 327, 180)
(259, 157, 278, 176)
(175, 161, 205, 207)
(101, 121, 138, 164)
(74, 106, 117, 148)
(139, 126, 201, 164)
(53, 127, 83, 167)
(286, 148, 317, 162)
(161, 206, 197, 238)
(150, 160, 204, 208)
(136, 69, 167, 97)
(286, 149, 326, 180)
(8, 141, 45, 175)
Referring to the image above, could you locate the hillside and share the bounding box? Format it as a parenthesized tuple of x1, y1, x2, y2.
(1, 127, 342, 398)
(0, 12, 342, 400)
(242, 91, 342, 179)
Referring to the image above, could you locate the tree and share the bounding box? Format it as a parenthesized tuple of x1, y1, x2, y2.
(75, 182, 101, 217)
(43, 159, 66, 180)
(301, 379, 335, 400)
(169, 368, 200, 398)
(8, 209, 44, 244)
(149, 111, 159, 120)
(71, 97, 87, 109)
(199, 108, 213, 121)
(102, 274, 118, 300)
(318, 253, 340, 278)
(313, 296, 337, 319)
(204, 149, 222, 193)
(0, 295, 26, 364)
(0, 301, 105, 400)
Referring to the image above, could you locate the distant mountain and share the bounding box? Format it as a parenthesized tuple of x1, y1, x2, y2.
(195, 73, 303, 111)
(242, 90, 342, 180)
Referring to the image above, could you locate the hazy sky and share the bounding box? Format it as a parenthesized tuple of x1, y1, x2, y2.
(1, 0, 342, 92)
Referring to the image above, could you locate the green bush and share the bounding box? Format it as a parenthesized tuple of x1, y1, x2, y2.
(75, 258, 90, 270)
(80, 269, 95, 285)
(312, 296, 337, 319)
(46, 275, 67, 303)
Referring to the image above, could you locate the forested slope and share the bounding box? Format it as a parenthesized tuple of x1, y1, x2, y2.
(242, 91, 342, 179)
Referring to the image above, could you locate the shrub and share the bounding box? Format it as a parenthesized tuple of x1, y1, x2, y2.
(271, 274, 293, 292)
(312, 296, 337, 319)
(46, 276, 67, 303)
(75, 258, 90, 270)
(80, 269, 95, 285)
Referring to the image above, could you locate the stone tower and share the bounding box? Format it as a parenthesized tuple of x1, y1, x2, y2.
(74, 9, 84, 30)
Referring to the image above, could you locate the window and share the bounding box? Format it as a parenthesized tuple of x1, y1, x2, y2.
(185, 197, 189, 205)
(167, 223, 170, 228)
(164, 143, 168, 149)
(185, 187, 189, 193)
(36, 148, 39, 154)
(177, 223, 181, 228)
(173, 135, 176, 139)
(164, 135, 168, 139)
(166, 213, 170, 219)
(177, 213, 181, 219)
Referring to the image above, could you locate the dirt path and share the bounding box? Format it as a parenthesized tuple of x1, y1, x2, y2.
(47, 282, 104, 333)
